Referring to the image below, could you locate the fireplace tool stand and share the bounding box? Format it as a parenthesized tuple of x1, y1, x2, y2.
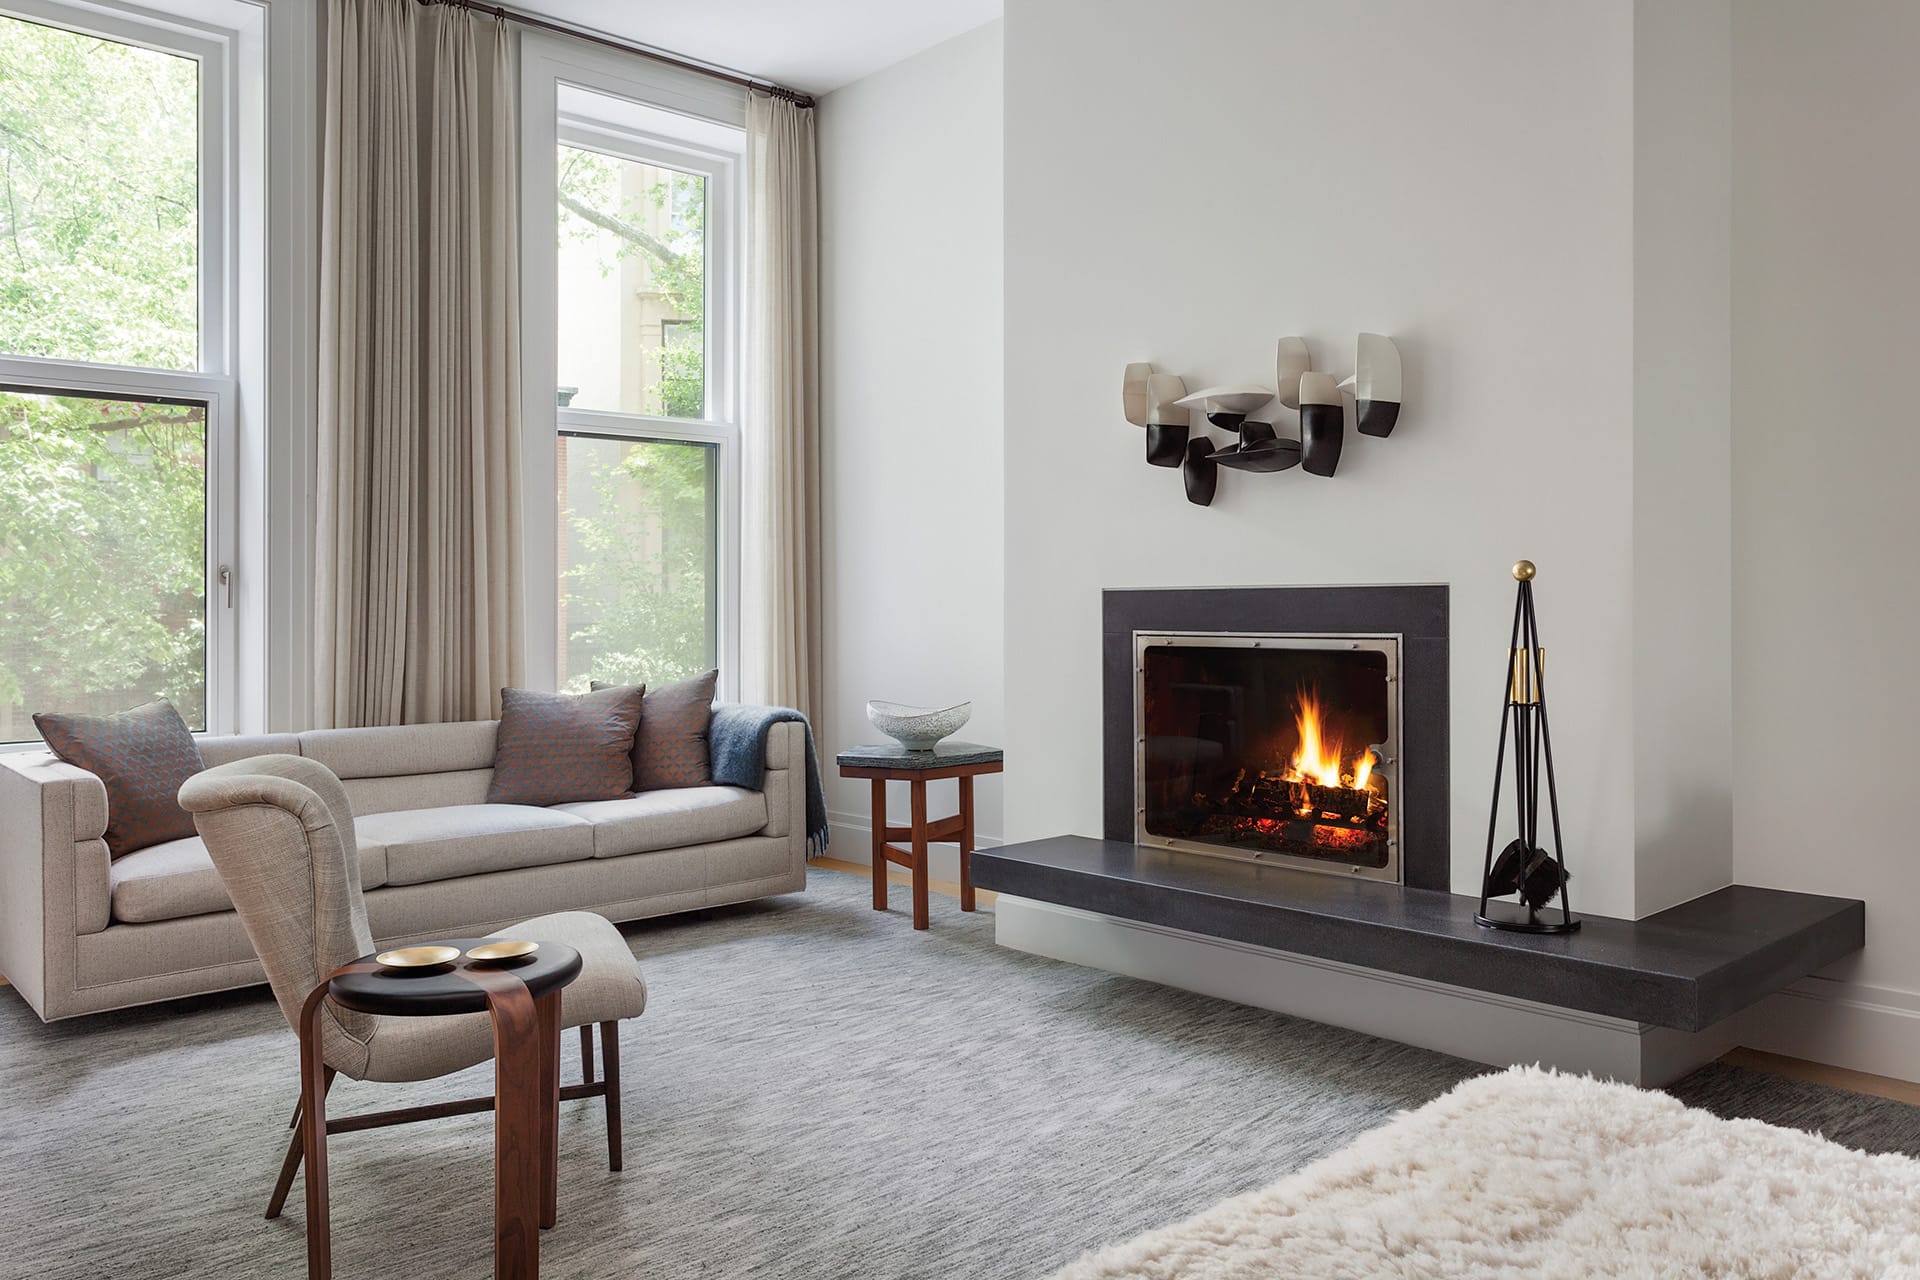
(1476, 560, 1579, 934)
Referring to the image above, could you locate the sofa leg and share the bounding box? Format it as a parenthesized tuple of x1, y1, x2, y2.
(268, 1068, 335, 1219)
(580, 1023, 595, 1085)
(600, 1020, 623, 1173)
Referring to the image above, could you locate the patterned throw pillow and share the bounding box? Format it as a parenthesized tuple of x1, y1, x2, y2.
(33, 700, 207, 859)
(593, 670, 717, 791)
(488, 685, 647, 806)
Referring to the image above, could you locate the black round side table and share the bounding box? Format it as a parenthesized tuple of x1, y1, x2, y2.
(296, 940, 582, 1280)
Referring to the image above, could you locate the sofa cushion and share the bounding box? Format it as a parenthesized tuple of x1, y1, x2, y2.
(488, 685, 645, 806)
(357, 804, 595, 887)
(34, 700, 205, 859)
(111, 831, 391, 925)
(299, 720, 498, 780)
(553, 786, 767, 857)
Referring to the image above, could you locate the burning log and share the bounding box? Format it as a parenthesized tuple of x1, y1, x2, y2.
(1195, 773, 1382, 827)
(1291, 779, 1373, 821)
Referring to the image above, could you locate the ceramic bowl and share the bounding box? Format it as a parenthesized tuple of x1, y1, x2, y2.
(866, 699, 971, 751)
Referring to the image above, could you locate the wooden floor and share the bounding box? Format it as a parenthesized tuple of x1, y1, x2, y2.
(810, 860, 1917, 1107)
(814, 856, 997, 909)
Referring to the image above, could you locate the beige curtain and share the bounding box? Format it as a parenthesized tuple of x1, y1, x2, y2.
(313, 0, 523, 728)
(743, 92, 823, 719)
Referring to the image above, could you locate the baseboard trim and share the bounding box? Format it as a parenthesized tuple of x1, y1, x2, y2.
(993, 895, 1739, 1086)
(1735, 976, 1920, 1085)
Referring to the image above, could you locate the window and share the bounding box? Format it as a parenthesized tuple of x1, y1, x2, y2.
(0, 3, 241, 743)
(556, 433, 716, 688)
(557, 147, 706, 419)
(525, 47, 744, 696)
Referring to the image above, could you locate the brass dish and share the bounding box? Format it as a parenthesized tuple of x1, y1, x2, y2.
(466, 939, 540, 964)
(375, 944, 461, 969)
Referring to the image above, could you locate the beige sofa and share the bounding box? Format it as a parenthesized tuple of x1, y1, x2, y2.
(0, 717, 808, 1020)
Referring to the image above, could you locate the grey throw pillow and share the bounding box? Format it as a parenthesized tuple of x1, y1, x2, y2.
(592, 670, 717, 790)
(33, 700, 206, 859)
(488, 685, 647, 806)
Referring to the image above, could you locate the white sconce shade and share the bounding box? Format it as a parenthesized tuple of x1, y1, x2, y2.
(1338, 333, 1402, 437)
(1275, 337, 1311, 409)
(1146, 374, 1191, 426)
(1123, 362, 1152, 427)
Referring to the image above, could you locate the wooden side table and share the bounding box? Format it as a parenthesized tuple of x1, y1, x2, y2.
(836, 742, 1004, 930)
(298, 940, 582, 1280)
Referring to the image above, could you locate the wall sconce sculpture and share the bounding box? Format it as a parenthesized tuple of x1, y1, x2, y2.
(1121, 334, 1404, 506)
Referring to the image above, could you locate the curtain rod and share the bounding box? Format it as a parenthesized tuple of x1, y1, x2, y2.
(427, 0, 818, 108)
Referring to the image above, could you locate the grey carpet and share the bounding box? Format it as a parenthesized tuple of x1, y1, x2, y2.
(1, 868, 1915, 1279)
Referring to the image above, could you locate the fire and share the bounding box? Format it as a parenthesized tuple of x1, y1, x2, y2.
(1284, 687, 1375, 791)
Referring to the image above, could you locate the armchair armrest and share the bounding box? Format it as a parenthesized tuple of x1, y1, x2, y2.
(0, 751, 113, 1020)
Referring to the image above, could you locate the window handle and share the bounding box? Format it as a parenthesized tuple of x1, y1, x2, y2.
(218, 564, 232, 610)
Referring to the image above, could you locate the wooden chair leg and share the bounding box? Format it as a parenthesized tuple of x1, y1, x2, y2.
(268, 1068, 335, 1219)
(579, 1024, 595, 1085)
(600, 1020, 623, 1173)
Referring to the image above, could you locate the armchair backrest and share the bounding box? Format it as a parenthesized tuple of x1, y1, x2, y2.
(178, 755, 375, 1039)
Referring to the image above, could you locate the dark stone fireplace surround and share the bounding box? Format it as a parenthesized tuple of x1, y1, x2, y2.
(970, 581, 1866, 1035)
(1104, 584, 1451, 891)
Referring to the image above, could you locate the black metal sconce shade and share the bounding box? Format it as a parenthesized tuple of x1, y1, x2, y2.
(1300, 403, 1343, 476)
(1208, 417, 1301, 473)
(1357, 400, 1401, 438)
(1181, 439, 1218, 506)
(1145, 423, 1188, 467)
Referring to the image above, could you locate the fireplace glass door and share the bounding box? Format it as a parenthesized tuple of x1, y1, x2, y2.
(1135, 633, 1401, 882)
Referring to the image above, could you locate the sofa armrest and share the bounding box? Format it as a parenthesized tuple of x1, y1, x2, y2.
(754, 720, 807, 844)
(0, 752, 113, 1020)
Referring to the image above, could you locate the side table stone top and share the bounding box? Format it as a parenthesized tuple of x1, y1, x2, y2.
(835, 741, 1004, 771)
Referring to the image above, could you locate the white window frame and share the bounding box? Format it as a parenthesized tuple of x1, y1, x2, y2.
(0, 0, 264, 742)
(522, 35, 747, 699)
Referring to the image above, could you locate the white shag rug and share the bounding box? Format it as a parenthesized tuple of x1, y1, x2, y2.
(1053, 1067, 1920, 1279)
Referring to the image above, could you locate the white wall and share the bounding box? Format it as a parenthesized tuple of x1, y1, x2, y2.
(1729, 0, 1920, 1073)
(818, 21, 1006, 870)
(1004, 0, 1645, 914)
(1631, 0, 1733, 915)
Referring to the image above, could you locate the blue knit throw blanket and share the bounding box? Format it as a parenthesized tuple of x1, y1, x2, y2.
(708, 704, 830, 857)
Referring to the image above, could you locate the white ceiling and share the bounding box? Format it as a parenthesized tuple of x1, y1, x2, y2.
(520, 0, 1002, 97)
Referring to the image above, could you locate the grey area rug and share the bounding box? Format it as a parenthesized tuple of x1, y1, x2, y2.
(1, 868, 1915, 1279)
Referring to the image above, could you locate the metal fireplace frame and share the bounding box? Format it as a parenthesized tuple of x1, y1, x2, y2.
(1104, 585, 1450, 893)
(1133, 630, 1404, 883)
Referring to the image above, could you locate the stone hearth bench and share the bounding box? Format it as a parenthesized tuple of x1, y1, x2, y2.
(972, 836, 1863, 1034)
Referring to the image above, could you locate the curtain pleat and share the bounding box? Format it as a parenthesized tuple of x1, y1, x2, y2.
(744, 93, 823, 720)
(314, 0, 523, 728)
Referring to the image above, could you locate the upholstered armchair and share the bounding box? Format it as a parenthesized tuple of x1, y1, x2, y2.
(177, 755, 648, 1249)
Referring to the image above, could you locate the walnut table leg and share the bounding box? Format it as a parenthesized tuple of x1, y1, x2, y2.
(297, 986, 333, 1280)
(870, 778, 888, 912)
(536, 992, 561, 1231)
(910, 779, 930, 930)
(487, 984, 544, 1280)
(959, 774, 976, 912)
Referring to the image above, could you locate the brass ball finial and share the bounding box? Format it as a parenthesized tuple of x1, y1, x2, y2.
(1512, 560, 1536, 581)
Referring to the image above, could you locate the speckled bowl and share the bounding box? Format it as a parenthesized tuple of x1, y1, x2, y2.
(866, 700, 971, 751)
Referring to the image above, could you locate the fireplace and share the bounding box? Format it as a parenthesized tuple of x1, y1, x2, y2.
(1136, 634, 1401, 881)
(1104, 585, 1450, 891)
